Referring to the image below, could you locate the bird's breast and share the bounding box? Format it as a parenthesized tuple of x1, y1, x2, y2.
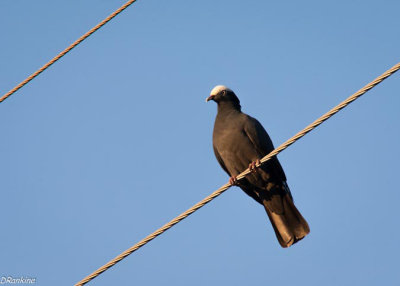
(214, 125, 259, 169)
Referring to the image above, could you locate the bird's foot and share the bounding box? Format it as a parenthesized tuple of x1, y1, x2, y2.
(229, 176, 238, 186)
(249, 159, 261, 173)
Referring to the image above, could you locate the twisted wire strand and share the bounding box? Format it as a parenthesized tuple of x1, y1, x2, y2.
(0, 0, 138, 104)
(75, 62, 400, 285)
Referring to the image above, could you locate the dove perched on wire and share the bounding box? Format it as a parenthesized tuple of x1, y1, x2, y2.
(207, 85, 309, 247)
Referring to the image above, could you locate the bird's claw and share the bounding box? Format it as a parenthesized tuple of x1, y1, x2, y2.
(249, 159, 261, 173)
(229, 176, 238, 186)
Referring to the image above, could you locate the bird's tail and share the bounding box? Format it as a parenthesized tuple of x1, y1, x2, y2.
(262, 186, 310, 248)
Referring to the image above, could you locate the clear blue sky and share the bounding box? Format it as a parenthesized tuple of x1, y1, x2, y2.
(1, 1, 399, 285)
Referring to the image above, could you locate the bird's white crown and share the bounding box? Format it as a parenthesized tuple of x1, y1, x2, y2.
(210, 85, 233, 96)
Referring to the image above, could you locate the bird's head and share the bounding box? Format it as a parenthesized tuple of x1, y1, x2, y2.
(206, 85, 241, 109)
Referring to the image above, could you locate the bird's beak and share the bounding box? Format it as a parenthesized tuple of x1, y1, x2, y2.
(206, 95, 215, 102)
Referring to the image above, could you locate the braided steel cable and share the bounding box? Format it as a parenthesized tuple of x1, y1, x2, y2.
(75, 62, 400, 285)
(0, 0, 138, 103)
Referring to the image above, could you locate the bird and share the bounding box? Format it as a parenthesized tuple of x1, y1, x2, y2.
(206, 85, 310, 248)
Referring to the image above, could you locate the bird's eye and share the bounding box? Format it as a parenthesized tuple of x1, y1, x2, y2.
(221, 90, 226, 96)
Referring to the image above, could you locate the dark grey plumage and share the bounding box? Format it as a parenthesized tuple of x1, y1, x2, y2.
(207, 85, 309, 248)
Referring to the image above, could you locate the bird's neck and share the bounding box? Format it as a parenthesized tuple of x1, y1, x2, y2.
(217, 101, 241, 115)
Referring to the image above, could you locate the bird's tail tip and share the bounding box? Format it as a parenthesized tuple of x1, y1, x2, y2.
(264, 193, 310, 248)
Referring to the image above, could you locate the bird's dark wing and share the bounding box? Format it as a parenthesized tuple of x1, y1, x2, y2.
(213, 144, 230, 175)
(243, 115, 287, 181)
(243, 115, 274, 155)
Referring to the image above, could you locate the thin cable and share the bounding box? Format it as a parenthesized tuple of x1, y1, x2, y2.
(0, 0, 138, 104)
(75, 62, 400, 285)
